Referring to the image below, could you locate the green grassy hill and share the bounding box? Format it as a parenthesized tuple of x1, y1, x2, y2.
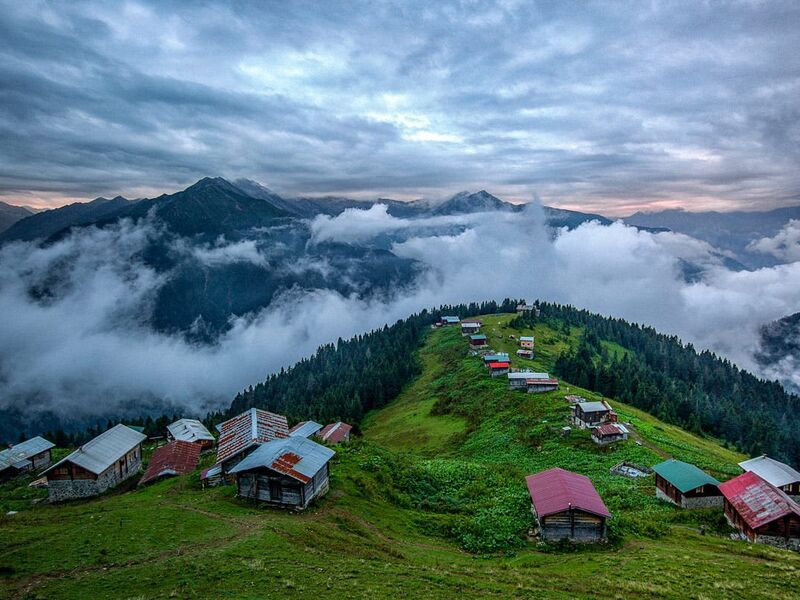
(2, 314, 799, 599)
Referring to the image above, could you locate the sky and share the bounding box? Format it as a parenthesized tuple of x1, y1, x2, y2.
(1, 1, 799, 215)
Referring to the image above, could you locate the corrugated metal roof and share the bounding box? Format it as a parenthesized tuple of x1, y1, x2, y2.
(469, 334, 487, 341)
(652, 459, 719, 493)
(520, 336, 534, 342)
(508, 371, 536, 380)
(525, 468, 611, 519)
(318, 422, 352, 444)
(167, 419, 215, 444)
(738, 455, 800, 488)
(576, 400, 611, 413)
(461, 321, 481, 327)
(719, 471, 800, 530)
(441, 316, 460, 323)
(139, 440, 201, 485)
(216, 408, 289, 466)
(201, 464, 222, 480)
(43, 425, 146, 476)
(483, 353, 509, 362)
(288, 421, 324, 438)
(229, 436, 335, 483)
(594, 423, 626, 437)
(526, 378, 559, 386)
(0, 436, 54, 471)
(489, 362, 509, 368)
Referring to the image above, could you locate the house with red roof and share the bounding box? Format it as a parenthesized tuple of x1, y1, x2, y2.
(215, 408, 289, 473)
(316, 421, 352, 445)
(525, 467, 611, 543)
(139, 440, 201, 486)
(488, 361, 510, 377)
(719, 471, 800, 550)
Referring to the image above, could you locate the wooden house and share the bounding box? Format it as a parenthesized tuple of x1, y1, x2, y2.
(288, 421, 324, 439)
(719, 471, 800, 551)
(483, 353, 509, 364)
(316, 422, 352, 444)
(469, 334, 488, 350)
(519, 336, 535, 349)
(461, 321, 481, 335)
(525, 468, 611, 543)
(738, 455, 800, 500)
(516, 349, 534, 360)
(508, 371, 536, 389)
(42, 425, 146, 502)
(0, 436, 54, 482)
(652, 459, 722, 508)
(167, 418, 215, 449)
(488, 361, 510, 377)
(591, 423, 629, 446)
(526, 374, 560, 394)
(440, 316, 460, 326)
(215, 408, 289, 474)
(570, 400, 616, 429)
(139, 440, 201, 486)
(230, 436, 335, 509)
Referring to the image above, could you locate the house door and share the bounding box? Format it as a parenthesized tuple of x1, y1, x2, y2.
(269, 480, 282, 502)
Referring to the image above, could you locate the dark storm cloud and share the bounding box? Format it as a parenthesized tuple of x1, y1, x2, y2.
(0, 0, 799, 211)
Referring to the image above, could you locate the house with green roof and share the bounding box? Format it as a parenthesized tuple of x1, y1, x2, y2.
(652, 459, 723, 508)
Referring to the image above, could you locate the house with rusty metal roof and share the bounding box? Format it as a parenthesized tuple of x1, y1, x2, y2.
(652, 459, 722, 508)
(739, 455, 800, 500)
(288, 421, 324, 439)
(525, 467, 611, 543)
(317, 421, 352, 445)
(719, 471, 800, 550)
(0, 436, 54, 482)
(139, 440, 201, 486)
(591, 423, 629, 447)
(229, 436, 335, 509)
(42, 424, 146, 502)
(167, 418, 215, 448)
(215, 408, 289, 473)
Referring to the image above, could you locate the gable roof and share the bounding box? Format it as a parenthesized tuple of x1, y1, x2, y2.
(738, 455, 800, 488)
(317, 422, 352, 444)
(719, 471, 800, 530)
(229, 436, 335, 483)
(139, 440, 201, 485)
(525, 468, 611, 519)
(167, 419, 215, 444)
(576, 400, 611, 413)
(508, 371, 540, 380)
(461, 321, 481, 326)
(43, 425, 146, 476)
(469, 334, 487, 341)
(216, 408, 289, 465)
(441, 316, 460, 323)
(652, 459, 720, 493)
(520, 336, 534, 342)
(488, 361, 509, 368)
(0, 436, 54, 471)
(483, 353, 509, 362)
(288, 421, 324, 438)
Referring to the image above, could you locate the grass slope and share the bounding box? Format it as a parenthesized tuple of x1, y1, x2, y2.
(2, 314, 798, 599)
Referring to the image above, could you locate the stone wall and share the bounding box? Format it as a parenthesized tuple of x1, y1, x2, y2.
(756, 534, 800, 552)
(48, 455, 142, 502)
(682, 494, 723, 509)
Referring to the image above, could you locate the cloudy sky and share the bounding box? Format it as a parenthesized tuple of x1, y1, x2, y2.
(1, 0, 799, 214)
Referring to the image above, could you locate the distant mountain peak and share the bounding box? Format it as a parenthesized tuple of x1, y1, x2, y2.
(431, 190, 512, 215)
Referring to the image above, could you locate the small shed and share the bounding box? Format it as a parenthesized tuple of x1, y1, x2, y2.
(719, 471, 800, 550)
(469, 334, 488, 349)
(0, 436, 55, 482)
(488, 361, 510, 377)
(461, 321, 481, 335)
(571, 400, 616, 429)
(591, 423, 629, 446)
(230, 437, 335, 509)
(526, 467, 611, 543)
(652, 459, 722, 508)
(316, 422, 352, 444)
(42, 425, 146, 501)
(139, 440, 201, 486)
(738, 455, 800, 500)
(519, 336, 535, 349)
(288, 421, 324, 439)
(516, 349, 534, 360)
(215, 408, 289, 473)
(167, 418, 215, 449)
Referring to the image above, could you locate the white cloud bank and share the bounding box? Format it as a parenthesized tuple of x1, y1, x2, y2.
(1, 206, 799, 428)
(748, 219, 800, 263)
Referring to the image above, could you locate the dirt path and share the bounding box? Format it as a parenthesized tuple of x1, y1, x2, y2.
(626, 425, 671, 459)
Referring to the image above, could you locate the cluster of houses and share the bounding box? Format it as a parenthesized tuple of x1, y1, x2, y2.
(3, 410, 351, 510)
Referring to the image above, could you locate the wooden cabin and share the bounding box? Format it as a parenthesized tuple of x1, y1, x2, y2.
(526, 468, 611, 543)
(482, 353, 509, 364)
(519, 336, 535, 349)
(139, 440, 201, 486)
(720, 471, 800, 551)
(738, 455, 800, 500)
(0, 436, 54, 482)
(167, 418, 215, 449)
(440, 316, 460, 326)
(508, 371, 535, 389)
(42, 425, 146, 502)
(591, 423, 629, 446)
(215, 408, 289, 474)
(652, 459, 722, 508)
(516, 349, 534, 360)
(570, 400, 616, 429)
(488, 361, 510, 377)
(526, 375, 560, 394)
(316, 422, 352, 445)
(469, 334, 488, 350)
(231, 437, 335, 509)
(288, 421, 324, 439)
(461, 321, 481, 335)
